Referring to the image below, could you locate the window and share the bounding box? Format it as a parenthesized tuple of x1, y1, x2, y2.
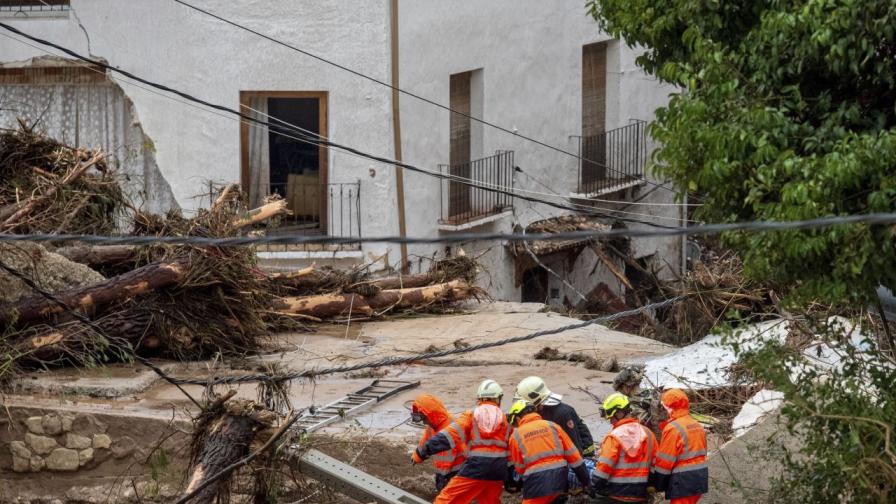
(0, 1, 70, 17)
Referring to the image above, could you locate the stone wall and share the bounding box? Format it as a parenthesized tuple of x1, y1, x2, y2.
(8, 412, 116, 473)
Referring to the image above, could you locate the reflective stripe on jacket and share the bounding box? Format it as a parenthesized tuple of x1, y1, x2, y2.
(654, 413, 708, 499)
(591, 417, 657, 502)
(426, 407, 508, 481)
(508, 413, 588, 499)
(413, 394, 467, 476)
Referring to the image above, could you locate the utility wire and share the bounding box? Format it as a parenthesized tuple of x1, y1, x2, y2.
(0, 23, 674, 230)
(171, 295, 686, 386)
(1, 212, 894, 247)
(171, 0, 677, 194)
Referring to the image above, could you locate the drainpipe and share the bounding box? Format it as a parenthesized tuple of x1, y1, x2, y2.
(390, 0, 410, 274)
(681, 192, 688, 282)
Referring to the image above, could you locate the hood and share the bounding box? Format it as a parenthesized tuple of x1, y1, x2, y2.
(661, 388, 690, 416)
(413, 393, 451, 429)
(610, 419, 647, 458)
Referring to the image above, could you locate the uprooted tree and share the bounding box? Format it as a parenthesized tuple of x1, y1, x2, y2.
(589, 0, 896, 501)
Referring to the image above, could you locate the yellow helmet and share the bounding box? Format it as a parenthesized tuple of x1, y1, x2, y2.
(507, 400, 529, 425)
(602, 392, 631, 418)
(516, 376, 551, 406)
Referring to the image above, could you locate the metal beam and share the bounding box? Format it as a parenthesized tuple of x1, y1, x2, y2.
(297, 448, 429, 504)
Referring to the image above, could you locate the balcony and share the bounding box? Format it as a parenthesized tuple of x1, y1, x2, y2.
(263, 181, 361, 239)
(0, 1, 70, 17)
(438, 151, 514, 229)
(573, 121, 647, 197)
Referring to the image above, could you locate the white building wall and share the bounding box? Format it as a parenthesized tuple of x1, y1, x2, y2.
(398, 1, 681, 298)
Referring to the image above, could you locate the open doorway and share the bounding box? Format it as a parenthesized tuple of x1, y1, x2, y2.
(240, 91, 328, 233)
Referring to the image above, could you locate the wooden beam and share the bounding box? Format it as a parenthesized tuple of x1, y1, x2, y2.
(390, 0, 410, 274)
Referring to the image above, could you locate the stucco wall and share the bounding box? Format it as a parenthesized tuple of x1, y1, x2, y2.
(397, 1, 682, 298)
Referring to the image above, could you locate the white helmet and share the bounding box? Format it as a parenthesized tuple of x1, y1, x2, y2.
(477, 379, 504, 400)
(516, 376, 551, 407)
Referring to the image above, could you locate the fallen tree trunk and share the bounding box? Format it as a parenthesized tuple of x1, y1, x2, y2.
(353, 273, 434, 291)
(272, 280, 472, 319)
(55, 245, 137, 268)
(2, 258, 189, 325)
(181, 392, 278, 504)
(13, 311, 154, 365)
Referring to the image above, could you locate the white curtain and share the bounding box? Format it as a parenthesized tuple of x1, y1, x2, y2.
(246, 97, 270, 208)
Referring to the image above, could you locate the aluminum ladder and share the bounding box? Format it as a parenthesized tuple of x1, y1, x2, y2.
(294, 379, 420, 434)
(290, 378, 429, 504)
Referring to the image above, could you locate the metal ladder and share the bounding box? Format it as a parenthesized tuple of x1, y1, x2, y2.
(294, 379, 420, 434)
(289, 378, 429, 504)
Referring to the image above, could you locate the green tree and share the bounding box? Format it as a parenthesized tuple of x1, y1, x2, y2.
(586, 2, 896, 502)
(588, 0, 896, 305)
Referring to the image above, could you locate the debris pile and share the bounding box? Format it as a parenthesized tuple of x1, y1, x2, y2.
(0, 126, 481, 380)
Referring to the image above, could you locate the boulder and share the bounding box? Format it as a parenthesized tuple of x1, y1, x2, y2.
(24, 416, 44, 434)
(25, 433, 57, 455)
(30, 455, 44, 472)
(41, 414, 62, 436)
(65, 433, 92, 450)
(78, 448, 93, 466)
(12, 455, 29, 473)
(0, 242, 104, 304)
(45, 448, 79, 471)
(92, 433, 112, 450)
(9, 440, 30, 459)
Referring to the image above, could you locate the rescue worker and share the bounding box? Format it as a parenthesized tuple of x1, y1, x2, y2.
(410, 394, 466, 492)
(613, 366, 664, 436)
(418, 379, 509, 504)
(591, 392, 658, 503)
(653, 388, 708, 504)
(520, 376, 596, 457)
(507, 395, 591, 503)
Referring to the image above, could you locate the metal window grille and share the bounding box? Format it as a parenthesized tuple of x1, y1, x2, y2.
(439, 150, 514, 225)
(575, 120, 647, 195)
(268, 182, 361, 238)
(0, 1, 70, 12)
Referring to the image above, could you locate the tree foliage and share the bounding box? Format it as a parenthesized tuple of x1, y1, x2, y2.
(588, 0, 896, 305)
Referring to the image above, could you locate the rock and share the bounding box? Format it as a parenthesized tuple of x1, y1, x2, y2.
(111, 436, 135, 460)
(600, 356, 619, 372)
(30, 455, 44, 472)
(0, 242, 104, 304)
(12, 455, 29, 472)
(61, 415, 73, 432)
(9, 440, 31, 459)
(92, 433, 112, 450)
(72, 414, 107, 436)
(78, 448, 93, 466)
(45, 448, 79, 471)
(41, 414, 62, 435)
(25, 433, 58, 455)
(65, 433, 92, 450)
(24, 416, 44, 434)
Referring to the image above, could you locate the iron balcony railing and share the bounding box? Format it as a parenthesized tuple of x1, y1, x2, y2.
(268, 181, 361, 237)
(0, 1, 70, 12)
(439, 151, 514, 225)
(574, 120, 647, 195)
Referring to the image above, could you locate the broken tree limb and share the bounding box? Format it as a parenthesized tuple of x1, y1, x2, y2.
(1, 152, 103, 232)
(180, 395, 280, 504)
(591, 244, 634, 291)
(2, 258, 189, 325)
(271, 280, 472, 319)
(231, 199, 289, 229)
(351, 273, 434, 291)
(55, 244, 137, 268)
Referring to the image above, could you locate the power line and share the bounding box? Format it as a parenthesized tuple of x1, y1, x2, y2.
(2, 212, 895, 248)
(171, 295, 686, 386)
(171, 0, 678, 194)
(0, 23, 675, 230)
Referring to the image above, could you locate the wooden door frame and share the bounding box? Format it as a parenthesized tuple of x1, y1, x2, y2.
(239, 90, 329, 232)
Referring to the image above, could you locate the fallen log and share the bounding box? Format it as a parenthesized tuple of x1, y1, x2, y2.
(13, 311, 154, 365)
(2, 258, 189, 325)
(181, 392, 279, 504)
(55, 245, 137, 268)
(272, 280, 472, 319)
(352, 273, 434, 291)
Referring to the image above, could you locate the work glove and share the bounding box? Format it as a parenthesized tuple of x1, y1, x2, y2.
(411, 448, 425, 464)
(582, 444, 596, 458)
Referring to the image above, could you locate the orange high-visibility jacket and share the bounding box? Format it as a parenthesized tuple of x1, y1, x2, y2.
(412, 394, 466, 484)
(591, 417, 657, 502)
(425, 403, 509, 481)
(508, 412, 589, 499)
(653, 389, 708, 500)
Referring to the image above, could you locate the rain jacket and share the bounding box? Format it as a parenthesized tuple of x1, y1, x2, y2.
(412, 394, 466, 490)
(508, 412, 589, 499)
(423, 402, 509, 481)
(654, 389, 708, 500)
(592, 417, 657, 502)
(540, 401, 595, 456)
